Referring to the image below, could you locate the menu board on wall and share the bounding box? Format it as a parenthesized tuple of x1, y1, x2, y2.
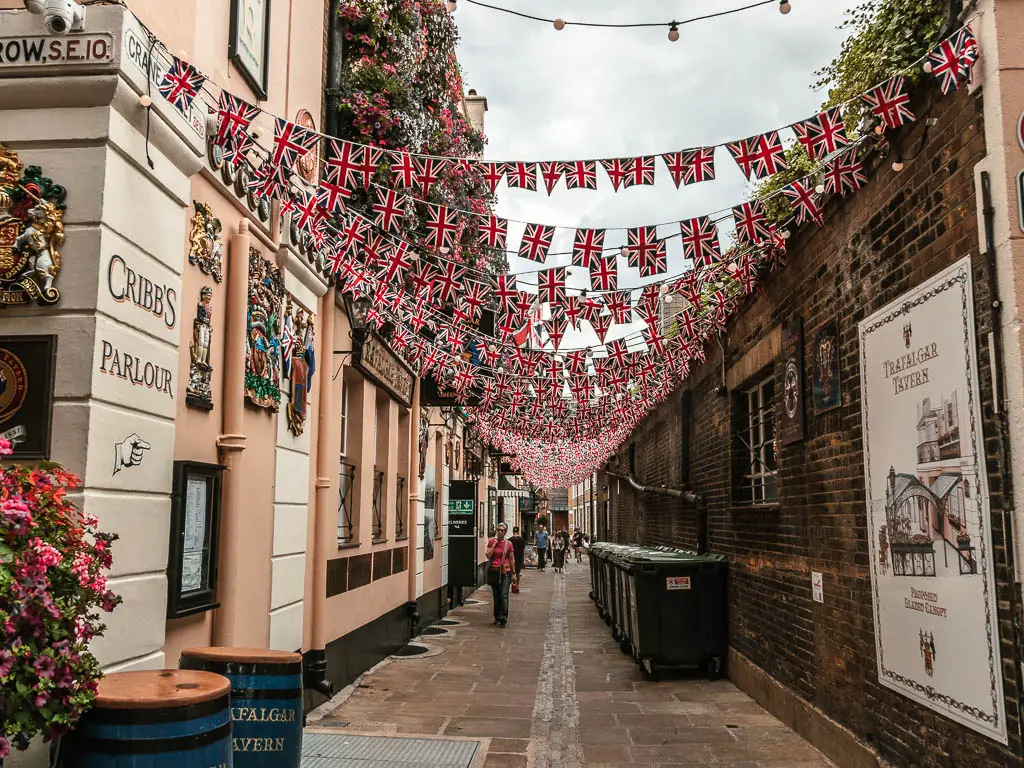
(859, 257, 1006, 743)
(181, 474, 209, 594)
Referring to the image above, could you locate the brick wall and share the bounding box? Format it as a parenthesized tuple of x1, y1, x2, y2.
(603, 83, 1023, 767)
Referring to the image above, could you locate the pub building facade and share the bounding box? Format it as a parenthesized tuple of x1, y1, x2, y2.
(0, 2, 492, 758)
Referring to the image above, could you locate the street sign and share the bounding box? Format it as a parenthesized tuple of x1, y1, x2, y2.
(448, 480, 478, 587)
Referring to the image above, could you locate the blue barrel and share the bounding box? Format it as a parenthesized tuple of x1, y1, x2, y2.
(65, 669, 232, 767)
(180, 647, 303, 768)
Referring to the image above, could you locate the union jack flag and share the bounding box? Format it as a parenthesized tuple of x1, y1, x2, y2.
(271, 117, 320, 170)
(339, 216, 368, 256)
(626, 226, 665, 276)
(351, 146, 382, 189)
(782, 180, 823, 226)
(661, 147, 715, 187)
(415, 157, 447, 196)
(158, 56, 206, 114)
(822, 148, 866, 196)
(927, 28, 979, 94)
(589, 313, 612, 343)
(324, 139, 362, 189)
(247, 162, 289, 200)
(860, 75, 915, 130)
(492, 274, 518, 311)
(605, 291, 632, 324)
(506, 162, 537, 191)
(432, 261, 466, 303)
(679, 216, 720, 268)
(727, 131, 788, 181)
(540, 162, 563, 195)
(792, 108, 849, 161)
(477, 215, 508, 250)
(545, 317, 568, 351)
(572, 228, 605, 268)
(562, 160, 598, 190)
(390, 151, 417, 188)
(590, 253, 617, 292)
(425, 205, 459, 251)
(538, 267, 567, 307)
(292, 189, 328, 236)
(222, 131, 254, 168)
(481, 162, 505, 193)
(623, 156, 656, 188)
(600, 158, 631, 191)
(518, 223, 554, 263)
(732, 200, 771, 244)
(956, 28, 980, 80)
(215, 91, 259, 146)
(372, 188, 406, 232)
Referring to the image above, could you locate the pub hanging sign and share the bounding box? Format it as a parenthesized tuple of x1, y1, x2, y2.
(353, 330, 414, 407)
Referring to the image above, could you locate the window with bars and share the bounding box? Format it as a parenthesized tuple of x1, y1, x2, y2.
(337, 462, 356, 545)
(395, 476, 406, 539)
(372, 468, 385, 540)
(340, 380, 349, 458)
(733, 376, 778, 505)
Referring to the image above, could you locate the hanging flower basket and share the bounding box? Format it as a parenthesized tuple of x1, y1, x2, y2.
(0, 439, 121, 761)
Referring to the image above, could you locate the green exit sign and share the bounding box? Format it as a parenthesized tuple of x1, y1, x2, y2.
(449, 499, 474, 514)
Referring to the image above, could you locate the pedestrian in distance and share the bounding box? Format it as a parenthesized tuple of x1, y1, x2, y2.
(572, 528, 584, 563)
(485, 523, 517, 627)
(552, 529, 567, 573)
(509, 526, 526, 592)
(535, 525, 549, 571)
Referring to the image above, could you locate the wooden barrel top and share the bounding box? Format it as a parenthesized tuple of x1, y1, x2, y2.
(96, 670, 230, 709)
(181, 647, 302, 665)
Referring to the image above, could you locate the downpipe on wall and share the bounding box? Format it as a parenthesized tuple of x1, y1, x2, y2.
(603, 470, 709, 554)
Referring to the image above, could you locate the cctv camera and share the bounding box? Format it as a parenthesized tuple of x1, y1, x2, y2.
(23, 0, 45, 14)
(43, 0, 85, 35)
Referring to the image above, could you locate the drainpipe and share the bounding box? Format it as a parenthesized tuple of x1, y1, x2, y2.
(305, 286, 337, 699)
(324, 0, 345, 137)
(406, 380, 422, 636)
(213, 221, 252, 645)
(604, 470, 709, 555)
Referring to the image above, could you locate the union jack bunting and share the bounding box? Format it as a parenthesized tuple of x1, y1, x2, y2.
(927, 28, 979, 94)
(623, 156, 656, 188)
(317, 174, 352, 217)
(506, 162, 538, 191)
(222, 131, 255, 168)
(339, 216, 369, 255)
(726, 131, 788, 181)
(600, 158, 631, 191)
(324, 139, 362, 190)
(270, 117, 320, 170)
(362, 233, 388, 267)
(432, 261, 466, 303)
(562, 160, 598, 190)
(626, 226, 665, 276)
(351, 147, 382, 189)
(605, 291, 632, 324)
(792, 108, 849, 161)
(247, 162, 289, 200)
(822, 148, 866, 196)
(425, 205, 459, 251)
(540, 162, 563, 195)
(415, 157, 447, 196)
(477, 214, 508, 250)
(562, 295, 584, 329)
(661, 147, 715, 188)
(579, 295, 603, 323)
(590, 313, 612, 343)
(492, 273, 518, 311)
(158, 56, 206, 114)
(860, 75, 915, 130)
(390, 151, 418, 188)
(538, 267, 567, 307)
(518, 223, 555, 263)
(590, 253, 617, 292)
(215, 91, 260, 146)
(571, 228, 605, 268)
(545, 317, 568, 350)
(781, 180, 823, 226)
(372, 188, 406, 232)
(679, 216, 720, 268)
(292, 189, 328, 236)
(481, 162, 505, 193)
(732, 200, 771, 244)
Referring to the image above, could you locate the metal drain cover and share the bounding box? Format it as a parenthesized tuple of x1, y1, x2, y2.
(421, 627, 449, 636)
(393, 644, 429, 657)
(436, 619, 460, 626)
(302, 733, 481, 767)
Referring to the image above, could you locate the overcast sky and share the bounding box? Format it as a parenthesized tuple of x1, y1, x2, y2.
(454, 0, 862, 349)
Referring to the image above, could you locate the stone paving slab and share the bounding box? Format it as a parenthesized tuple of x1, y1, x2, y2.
(316, 562, 833, 767)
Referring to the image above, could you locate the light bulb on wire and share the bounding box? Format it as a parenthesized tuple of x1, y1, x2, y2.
(667, 22, 679, 42)
(779, 0, 791, 13)
(891, 154, 904, 172)
(553, 18, 566, 30)
(446, 0, 456, 11)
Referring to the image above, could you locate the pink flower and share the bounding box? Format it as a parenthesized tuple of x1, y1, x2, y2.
(34, 654, 56, 680)
(0, 437, 11, 456)
(0, 649, 14, 677)
(0, 736, 10, 759)
(28, 537, 62, 567)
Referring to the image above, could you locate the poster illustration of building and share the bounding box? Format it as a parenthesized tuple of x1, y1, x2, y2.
(858, 257, 1006, 743)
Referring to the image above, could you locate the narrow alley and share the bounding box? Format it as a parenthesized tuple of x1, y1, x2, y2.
(307, 567, 832, 768)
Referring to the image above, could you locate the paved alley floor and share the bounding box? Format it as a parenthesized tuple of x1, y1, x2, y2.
(312, 563, 833, 768)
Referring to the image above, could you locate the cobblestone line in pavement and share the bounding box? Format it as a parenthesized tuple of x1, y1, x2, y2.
(528, 574, 583, 768)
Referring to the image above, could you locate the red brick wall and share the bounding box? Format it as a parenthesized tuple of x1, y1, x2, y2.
(603, 85, 1023, 767)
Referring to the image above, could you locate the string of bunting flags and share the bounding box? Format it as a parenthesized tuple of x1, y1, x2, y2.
(147, 7, 979, 486)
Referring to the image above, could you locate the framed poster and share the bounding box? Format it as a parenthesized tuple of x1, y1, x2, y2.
(0, 335, 56, 460)
(779, 319, 804, 445)
(813, 321, 841, 414)
(859, 257, 1006, 743)
(229, 0, 271, 99)
(167, 461, 224, 618)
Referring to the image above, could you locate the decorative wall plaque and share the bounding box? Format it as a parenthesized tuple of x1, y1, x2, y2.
(186, 286, 214, 410)
(295, 109, 319, 184)
(188, 202, 224, 283)
(780, 319, 805, 445)
(352, 331, 415, 407)
(0, 145, 67, 307)
(284, 301, 316, 436)
(813, 321, 841, 414)
(0, 335, 56, 459)
(244, 248, 284, 410)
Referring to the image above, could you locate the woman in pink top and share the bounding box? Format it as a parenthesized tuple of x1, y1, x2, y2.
(485, 523, 518, 627)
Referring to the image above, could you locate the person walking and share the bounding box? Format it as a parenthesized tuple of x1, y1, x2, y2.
(572, 528, 584, 563)
(509, 526, 526, 586)
(535, 525, 549, 572)
(485, 523, 517, 627)
(552, 529, 567, 573)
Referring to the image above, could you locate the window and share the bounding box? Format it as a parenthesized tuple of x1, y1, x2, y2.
(733, 377, 778, 504)
(340, 380, 349, 458)
(372, 468, 385, 540)
(338, 461, 356, 545)
(396, 476, 406, 539)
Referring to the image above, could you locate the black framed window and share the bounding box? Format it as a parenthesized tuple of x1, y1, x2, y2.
(338, 462, 356, 545)
(396, 475, 406, 539)
(167, 461, 224, 618)
(372, 468, 385, 540)
(733, 376, 778, 505)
